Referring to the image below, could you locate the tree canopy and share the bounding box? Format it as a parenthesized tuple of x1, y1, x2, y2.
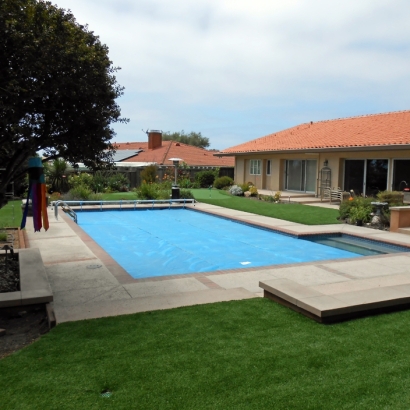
(0, 0, 128, 205)
(162, 131, 210, 149)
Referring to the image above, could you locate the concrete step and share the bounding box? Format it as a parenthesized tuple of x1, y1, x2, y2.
(54, 287, 257, 323)
(398, 227, 410, 236)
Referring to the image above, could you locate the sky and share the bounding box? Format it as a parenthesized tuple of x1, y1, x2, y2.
(52, 0, 410, 150)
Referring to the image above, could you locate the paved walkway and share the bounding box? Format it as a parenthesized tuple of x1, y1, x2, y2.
(24, 202, 410, 323)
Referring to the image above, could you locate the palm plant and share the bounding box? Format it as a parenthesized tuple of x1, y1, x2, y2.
(46, 159, 69, 193)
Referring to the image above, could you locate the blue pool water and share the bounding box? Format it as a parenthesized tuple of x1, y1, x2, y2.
(77, 209, 362, 279)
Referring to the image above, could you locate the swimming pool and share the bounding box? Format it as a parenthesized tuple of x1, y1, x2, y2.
(77, 208, 366, 279)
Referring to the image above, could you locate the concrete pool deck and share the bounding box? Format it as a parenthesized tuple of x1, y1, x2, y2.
(24, 202, 410, 323)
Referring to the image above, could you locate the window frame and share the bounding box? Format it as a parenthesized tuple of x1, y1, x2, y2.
(266, 160, 271, 176)
(250, 159, 261, 175)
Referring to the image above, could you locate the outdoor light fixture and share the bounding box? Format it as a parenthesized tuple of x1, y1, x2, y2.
(168, 158, 183, 186)
(168, 158, 183, 199)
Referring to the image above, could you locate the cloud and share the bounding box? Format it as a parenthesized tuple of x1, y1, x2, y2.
(51, 0, 410, 148)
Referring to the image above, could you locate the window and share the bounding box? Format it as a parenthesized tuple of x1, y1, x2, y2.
(266, 160, 271, 175)
(250, 159, 261, 175)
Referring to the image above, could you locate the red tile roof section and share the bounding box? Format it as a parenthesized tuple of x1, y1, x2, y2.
(113, 141, 234, 167)
(219, 110, 410, 154)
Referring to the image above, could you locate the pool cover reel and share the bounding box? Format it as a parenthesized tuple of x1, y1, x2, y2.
(21, 157, 49, 232)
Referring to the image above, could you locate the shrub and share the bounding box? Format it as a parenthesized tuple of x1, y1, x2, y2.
(108, 173, 129, 192)
(63, 187, 102, 201)
(195, 170, 216, 188)
(180, 189, 194, 199)
(91, 170, 109, 192)
(49, 192, 61, 202)
(68, 173, 93, 190)
(179, 178, 192, 189)
(273, 191, 281, 202)
(136, 183, 159, 200)
(214, 176, 234, 190)
(229, 185, 243, 196)
(140, 165, 158, 184)
(376, 191, 408, 224)
(376, 190, 404, 206)
(339, 196, 373, 223)
(249, 186, 258, 197)
(339, 199, 355, 220)
(240, 182, 251, 192)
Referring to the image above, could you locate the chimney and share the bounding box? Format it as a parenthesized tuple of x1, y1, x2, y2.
(148, 130, 162, 149)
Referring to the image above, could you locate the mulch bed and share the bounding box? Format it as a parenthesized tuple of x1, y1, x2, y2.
(0, 229, 50, 359)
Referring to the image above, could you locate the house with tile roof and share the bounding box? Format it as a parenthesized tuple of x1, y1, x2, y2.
(114, 131, 234, 168)
(216, 110, 410, 197)
(112, 131, 234, 186)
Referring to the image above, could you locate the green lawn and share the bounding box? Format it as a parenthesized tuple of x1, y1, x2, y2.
(192, 189, 340, 225)
(0, 200, 23, 228)
(1, 298, 410, 409)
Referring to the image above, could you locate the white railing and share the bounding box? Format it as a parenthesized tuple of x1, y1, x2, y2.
(52, 199, 196, 223)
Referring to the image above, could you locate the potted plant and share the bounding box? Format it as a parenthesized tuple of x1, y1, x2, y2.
(350, 206, 370, 226)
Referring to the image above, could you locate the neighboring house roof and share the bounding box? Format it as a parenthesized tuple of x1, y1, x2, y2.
(218, 110, 410, 155)
(113, 141, 234, 167)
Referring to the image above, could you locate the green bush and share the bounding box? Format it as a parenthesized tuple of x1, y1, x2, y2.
(108, 173, 129, 192)
(136, 183, 159, 200)
(339, 199, 355, 220)
(273, 191, 281, 202)
(376, 190, 404, 206)
(91, 170, 109, 192)
(180, 189, 194, 199)
(339, 197, 373, 223)
(249, 186, 258, 197)
(68, 173, 93, 190)
(140, 165, 158, 184)
(135, 183, 171, 200)
(240, 182, 252, 192)
(195, 170, 216, 188)
(63, 187, 102, 201)
(213, 176, 234, 189)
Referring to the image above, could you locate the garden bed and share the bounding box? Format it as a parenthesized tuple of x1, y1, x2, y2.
(0, 248, 54, 358)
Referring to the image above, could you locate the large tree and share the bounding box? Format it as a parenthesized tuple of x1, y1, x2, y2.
(0, 0, 128, 206)
(162, 131, 210, 149)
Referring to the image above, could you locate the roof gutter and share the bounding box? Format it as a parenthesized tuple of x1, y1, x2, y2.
(214, 144, 410, 157)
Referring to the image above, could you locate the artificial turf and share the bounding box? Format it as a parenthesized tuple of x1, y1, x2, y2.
(192, 189, 340, 225)
(1, 298, 410, 409)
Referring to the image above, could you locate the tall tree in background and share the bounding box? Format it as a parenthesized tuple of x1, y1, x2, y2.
(162, 131, 210, 149)
(0, 0, 128, 206)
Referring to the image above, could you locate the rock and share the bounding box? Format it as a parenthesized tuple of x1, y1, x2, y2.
(0, 329, 6, 337)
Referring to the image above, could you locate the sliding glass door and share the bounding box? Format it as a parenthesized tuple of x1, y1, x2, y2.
(392, 159, 410, 191)
(344, 159, 388, 196)
(285, 160, 317, 192)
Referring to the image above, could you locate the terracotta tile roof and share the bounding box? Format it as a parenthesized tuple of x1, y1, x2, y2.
(219, 110, 410, 155)
(113, 141, 234, 167)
